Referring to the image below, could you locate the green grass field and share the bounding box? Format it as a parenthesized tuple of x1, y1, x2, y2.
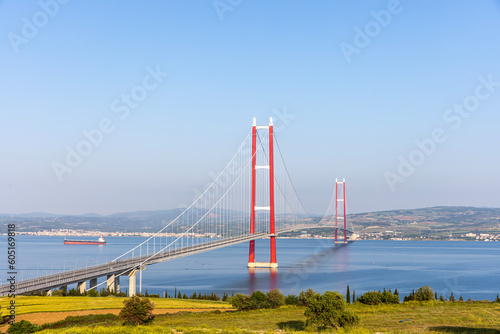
(3, 297, 500, 333)
(0, 296, 232, 315)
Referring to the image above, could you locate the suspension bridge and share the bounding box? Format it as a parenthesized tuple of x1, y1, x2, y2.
(0, 118, 354, 297)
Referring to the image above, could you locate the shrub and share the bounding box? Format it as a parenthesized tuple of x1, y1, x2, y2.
(119, 296, 155, 325)
(298, 289, 316, 306)
(304, 291, 359, 329)
(285, 294, 299, 305)
(357, 291, 382, 305)
(228, 293, 257, 311)
(357, 290, 399, 305)
(7, 320, 40, 334)
(266, 289, 285, 309)
(251, 291, 268, 308)
(381, 290, 400, 304)
(51, 289, 63, 297)
(87, 289, 100, 297)
(415, 286, 434, 301)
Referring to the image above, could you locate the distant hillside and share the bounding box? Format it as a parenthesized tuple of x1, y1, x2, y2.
(347, 206, 500, 238)
(1, 206, 499, 236)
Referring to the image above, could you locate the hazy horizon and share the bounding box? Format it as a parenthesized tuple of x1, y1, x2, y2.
(3, 204, 499, 218)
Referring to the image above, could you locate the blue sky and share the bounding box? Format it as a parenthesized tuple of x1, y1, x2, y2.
(1, 0, 499, 215)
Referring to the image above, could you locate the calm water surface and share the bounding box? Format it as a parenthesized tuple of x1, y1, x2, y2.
(2, 236, 499, 300)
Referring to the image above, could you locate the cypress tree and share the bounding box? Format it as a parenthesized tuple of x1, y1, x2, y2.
(346, 285, 351, 304)
(353, 290, 356, 303)
(175, 288, 177, 298)
(178, 291, 182, 299)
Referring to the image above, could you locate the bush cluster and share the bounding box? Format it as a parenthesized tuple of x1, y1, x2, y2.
(283, 288, 316, 307)
(7, 320, 40, 334)
(404, 285, 434, 302)
(228, 289, 285, 310)
(118, 296, 155, 326)
(305, 291, 359, 329)
(357, 289, 400, 305)
(164, 289, 223, 301)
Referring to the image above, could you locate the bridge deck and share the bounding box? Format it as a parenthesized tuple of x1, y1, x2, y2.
(0, 225, 352, 296)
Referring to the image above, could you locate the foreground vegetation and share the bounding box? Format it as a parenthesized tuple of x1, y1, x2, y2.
(3, 295, 500, 333)
(6, 301, 498, 333)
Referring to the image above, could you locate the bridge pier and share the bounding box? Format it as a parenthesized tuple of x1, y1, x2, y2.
(127, 269, 139, 297)
(89, 278, 98, 291)
(248, 262, 278, 269)
(106, 274, 119, 293)
(77, 281, 86, 294)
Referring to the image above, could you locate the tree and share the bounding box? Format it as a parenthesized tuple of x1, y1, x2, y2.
(496, 294, 500, 303)
(449, 292, 455, 302)
(298, 289, 316, 306)
(177, 291, 182, 299)
(459, 296, 464, 301)
(7, 320, 40, 334)
(251, 291, 268, 309)
(51, 289, 63, 297)
(415, 286, 434, 301)
(87, 289, 100, 297)
(266, 289, 285, 309)
(228, 293, 257, 311)
(357, 291, 382, 305)
(358, 290, 399, 305)
(285, 294, 298, 305)
(352, 290, 355, 304)
(439, 294, 445, 302)
(119, 296, 155, 325)
(382, 290, 400, 304)
(346, 285, 351, 304)
(304, 291, 359, 330)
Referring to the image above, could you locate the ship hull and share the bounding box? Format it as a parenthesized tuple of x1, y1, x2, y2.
(64, 240, 106, 245)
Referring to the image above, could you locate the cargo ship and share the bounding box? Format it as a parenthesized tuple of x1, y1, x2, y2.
(63, 237, 106, 245)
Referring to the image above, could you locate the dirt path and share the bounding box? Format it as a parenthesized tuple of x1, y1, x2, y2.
(1, 308, 233, 328)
